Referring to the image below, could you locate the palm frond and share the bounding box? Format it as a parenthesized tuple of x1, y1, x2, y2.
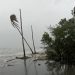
(10, 14, 18, 22)
(10, 14, 19, 29)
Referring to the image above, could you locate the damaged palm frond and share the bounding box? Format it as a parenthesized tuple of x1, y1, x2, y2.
(10, 14, 19, 29)
(10, 14, 18, 22)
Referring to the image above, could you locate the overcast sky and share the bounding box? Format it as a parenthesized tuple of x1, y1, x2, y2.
(0, 0, 74, 50)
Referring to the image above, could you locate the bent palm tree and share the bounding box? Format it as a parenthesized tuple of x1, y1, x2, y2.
(10, 14, 34, 54)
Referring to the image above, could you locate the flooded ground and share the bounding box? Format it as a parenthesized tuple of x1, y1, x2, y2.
(0, 58, 75, 75)
(0, 49, 75, 75)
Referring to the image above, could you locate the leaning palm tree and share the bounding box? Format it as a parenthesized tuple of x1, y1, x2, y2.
(10, 14, 26, 58)
(10, 13, 34, 54)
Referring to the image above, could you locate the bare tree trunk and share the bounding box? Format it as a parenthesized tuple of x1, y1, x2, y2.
(31, 25, 36, 53)
(17, 27, 34, 54)
(20, 9, 26, 57)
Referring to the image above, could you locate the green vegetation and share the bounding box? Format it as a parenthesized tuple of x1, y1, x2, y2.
(41, 13, 75, 64)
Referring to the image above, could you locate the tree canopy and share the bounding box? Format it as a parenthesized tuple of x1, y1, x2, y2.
(41, 17, 75, 64)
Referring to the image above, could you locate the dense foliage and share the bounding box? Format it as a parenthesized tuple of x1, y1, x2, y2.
(41, 18, 75, 64)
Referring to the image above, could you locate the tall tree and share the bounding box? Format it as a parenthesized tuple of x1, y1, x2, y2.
(20, 9, 26, 57)
(10, 10, 34, 54)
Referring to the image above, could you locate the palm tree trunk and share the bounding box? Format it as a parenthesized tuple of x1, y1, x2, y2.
(17, 27, 34, 54)
(31, 25, 36, 53)
(20, 9, 26, 57)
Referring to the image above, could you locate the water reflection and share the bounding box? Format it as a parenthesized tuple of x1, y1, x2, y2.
(24, 59, 28, 75)
(23, 58, 75, 75)
(23, 59, 49, 75)
(33, 61, 38, 75)
(46, 61, 75, 75)
(23, 59, 38, 75)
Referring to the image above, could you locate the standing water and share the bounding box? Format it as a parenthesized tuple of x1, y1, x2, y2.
(0, 48, 75, 75)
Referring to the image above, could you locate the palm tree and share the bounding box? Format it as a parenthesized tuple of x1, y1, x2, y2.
(10, 11, 34, 55)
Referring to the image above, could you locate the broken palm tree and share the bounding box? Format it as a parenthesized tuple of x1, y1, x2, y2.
(31, 25, 36, 54)
(10, 10, 34, 57)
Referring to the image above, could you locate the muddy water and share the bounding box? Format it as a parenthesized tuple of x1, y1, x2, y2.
(0, 49, 75, 75)
(0, 58, 75, 75)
